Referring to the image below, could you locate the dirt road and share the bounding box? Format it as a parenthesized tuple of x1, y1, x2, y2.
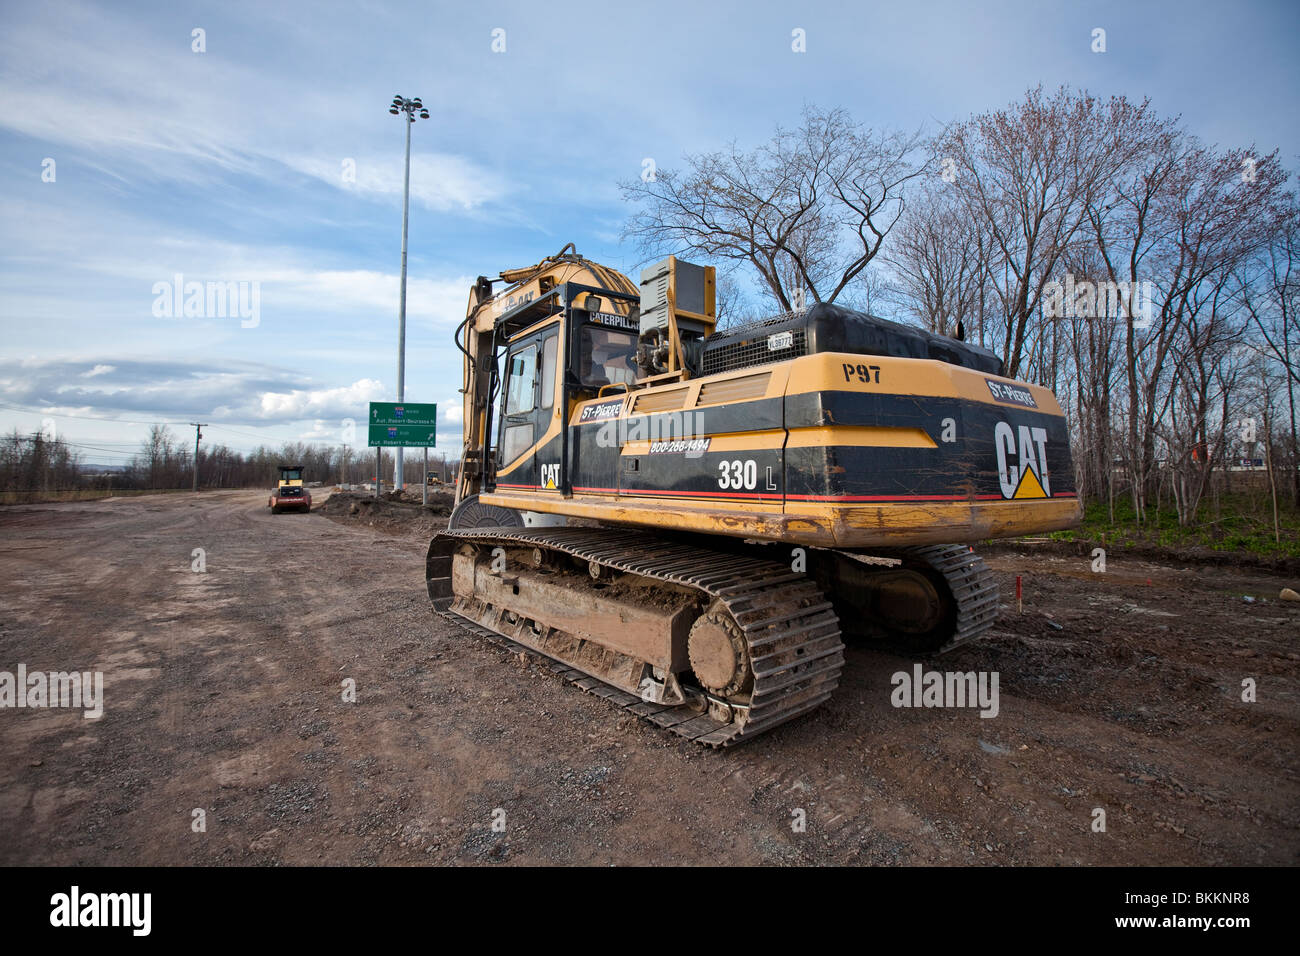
(1, 491, 1296, 865)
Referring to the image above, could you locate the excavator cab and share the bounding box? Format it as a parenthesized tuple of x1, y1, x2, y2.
(489, 282, 641, 494)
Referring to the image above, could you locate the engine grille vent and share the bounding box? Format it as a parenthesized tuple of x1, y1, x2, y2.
(702, 312, 808, 376)
(697, 371, 772, 405)
(632, 387, 689, 414)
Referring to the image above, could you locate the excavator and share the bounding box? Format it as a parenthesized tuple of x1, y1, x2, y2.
(427, 245, 1080, 746)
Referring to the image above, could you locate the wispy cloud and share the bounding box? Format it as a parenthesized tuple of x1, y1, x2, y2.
(283, 153, 509, 212)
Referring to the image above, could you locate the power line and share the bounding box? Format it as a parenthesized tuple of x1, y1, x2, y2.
(205, 423, 283, 442)
(5, 436, 137, 454)
(0, 402, 355, 448)
(0, 401, 187, 427)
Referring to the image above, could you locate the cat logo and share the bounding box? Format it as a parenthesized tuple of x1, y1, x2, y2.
(994, 422, 1051, 499)
(540, 463, 561, 490)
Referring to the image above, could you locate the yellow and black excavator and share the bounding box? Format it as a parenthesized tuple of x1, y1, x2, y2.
(427, 244, 1080, 746)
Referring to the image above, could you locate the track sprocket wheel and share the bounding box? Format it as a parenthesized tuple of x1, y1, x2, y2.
(687, 602, 753, 698)
(447, 494, 524, 530)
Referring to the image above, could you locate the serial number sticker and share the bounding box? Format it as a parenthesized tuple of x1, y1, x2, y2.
(985, 379, 1038, 408)
(767, 331, 794, 351)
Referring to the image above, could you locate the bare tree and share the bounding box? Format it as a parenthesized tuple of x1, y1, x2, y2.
(622, 106, 922, 312)
(937, 86, 1162, 377)
(886, 177, 991, 339)
(1133, 145, 1286, 518)
(1240, 200, 1300, 503)
(713, 271, 757, 330)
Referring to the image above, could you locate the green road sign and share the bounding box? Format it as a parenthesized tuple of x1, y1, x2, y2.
(369, 401, 437, 426)
(368, 423, 437, 448)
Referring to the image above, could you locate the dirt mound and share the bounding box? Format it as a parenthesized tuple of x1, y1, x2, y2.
(319, 490, 454, 536)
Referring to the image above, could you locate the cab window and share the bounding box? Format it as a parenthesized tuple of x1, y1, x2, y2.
(579, 327, 637, 387)
(541, 335, 557, 409)
(505, 345, 537, 414)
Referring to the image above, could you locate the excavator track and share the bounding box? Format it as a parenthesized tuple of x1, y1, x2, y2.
(905, 544, 1001, 653)
(428, 526, 845, 747)
(795, 542, 1000, 655)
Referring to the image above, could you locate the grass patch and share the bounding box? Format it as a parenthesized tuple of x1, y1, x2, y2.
(1043, 494, 1300, 559)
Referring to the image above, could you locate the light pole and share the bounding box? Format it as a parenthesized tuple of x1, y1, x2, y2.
(389, 93, 430, 491)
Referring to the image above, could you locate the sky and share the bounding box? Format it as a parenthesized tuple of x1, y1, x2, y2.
(1, 0, 1297, 467)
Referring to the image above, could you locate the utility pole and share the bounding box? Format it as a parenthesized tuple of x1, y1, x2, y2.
(189, 423, 207, 492)
(388, 93, 429, 492)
